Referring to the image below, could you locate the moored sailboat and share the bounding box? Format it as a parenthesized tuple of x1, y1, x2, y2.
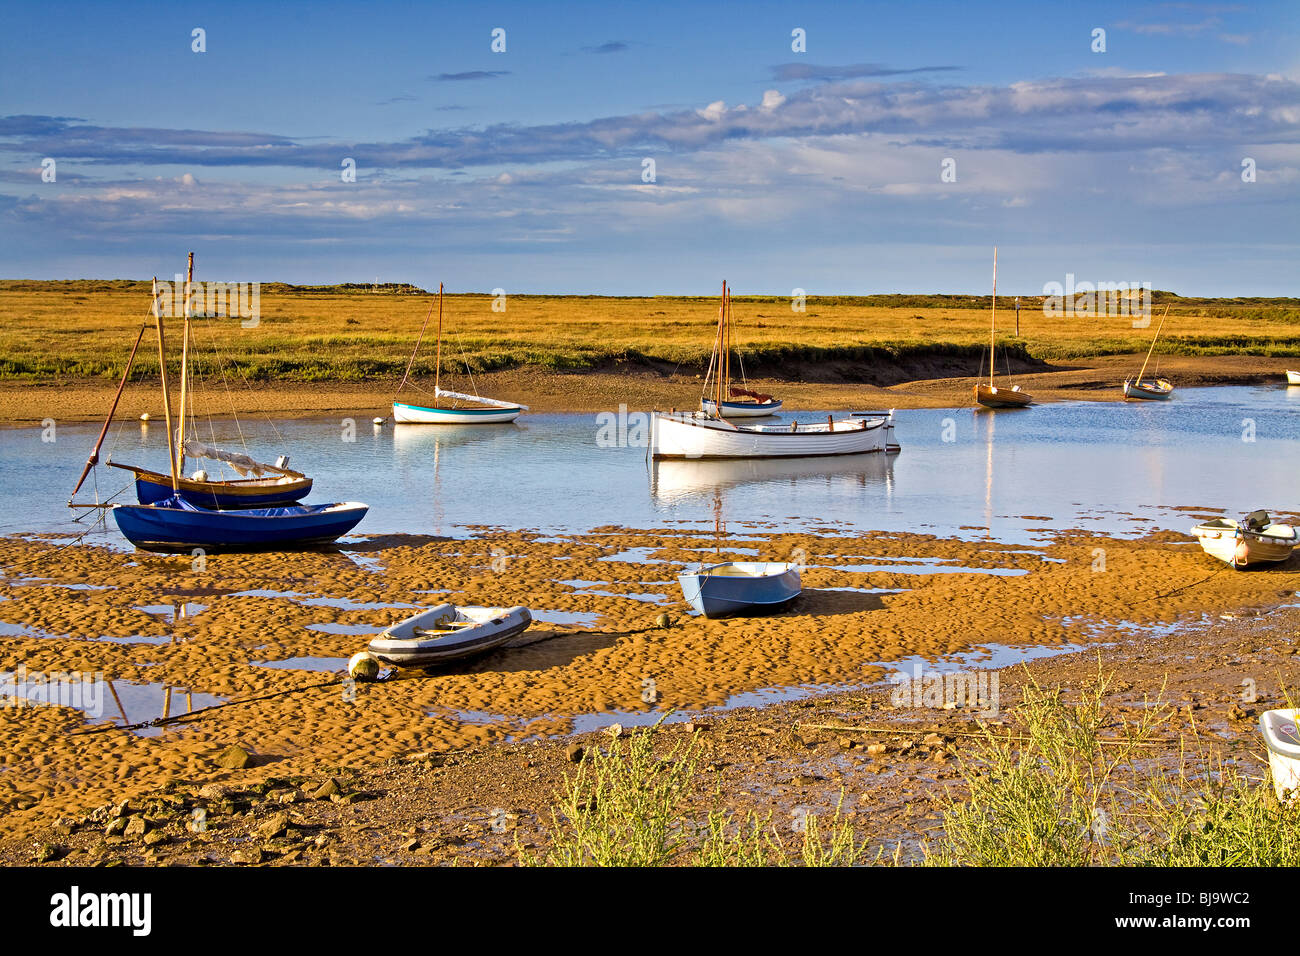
(391, 283, 528, 424)
(974, 248, 1033, 409)
(1123, 306, 1173, 400)
(699, 282, 783, 418)
(69, 254, 312, 511)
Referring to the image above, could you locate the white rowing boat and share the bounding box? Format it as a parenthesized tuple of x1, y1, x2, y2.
(368, 603, 532, 666)
(1260, 708, 1300, 800)
(1286, 370, 1300, 386)
(650, 410, 892, 459)
(1191, 511, 1299, 568)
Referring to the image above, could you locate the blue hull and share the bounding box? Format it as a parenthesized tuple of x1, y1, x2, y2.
(112, 496, 368, 553)
(678, 563, 802, 618)
(135, 476, 312, 509)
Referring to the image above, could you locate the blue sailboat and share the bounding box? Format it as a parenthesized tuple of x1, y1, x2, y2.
(677, 562, 802, 618)
(112, 496, 369, 553)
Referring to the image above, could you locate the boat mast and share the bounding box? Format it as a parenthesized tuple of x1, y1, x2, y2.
(722, 282, 733, 405)
(989, 247, 997, 387)
(176, 252, 194, 477)
(153, 277, 179, 490)
(434, 282, 444, 408)
(1135, 305, 1169, 384)
(714, 281, 726, 412)
(68, 323, 147, 504)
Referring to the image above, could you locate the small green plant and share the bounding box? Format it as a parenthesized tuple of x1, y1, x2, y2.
(522, 724, 868, 867)
(928, 666, 1300, 867)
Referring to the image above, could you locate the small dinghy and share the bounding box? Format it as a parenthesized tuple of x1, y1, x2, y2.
(1287, 370, 1300, 386)
(368, 603, 531, 666)
(1191, 511, 1299, 568)
(677, 561, 801, 618)
(1260, 708, 1300, 800)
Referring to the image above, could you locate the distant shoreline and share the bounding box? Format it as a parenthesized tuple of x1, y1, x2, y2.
(0, 353, 1287, 425)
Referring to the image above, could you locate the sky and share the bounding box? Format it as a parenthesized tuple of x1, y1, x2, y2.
(1, 0, 1297, 295)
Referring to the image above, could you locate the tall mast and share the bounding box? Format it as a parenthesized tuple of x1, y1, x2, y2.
(153, 277, 179, 489)
(714, 281, 726, 411)
(1135, 306, 1169, 383)
(176, 252, 193, 476)
(989, 247, 998, 387)
(434, 281, 444, 406)
(723, 283, 732, 401)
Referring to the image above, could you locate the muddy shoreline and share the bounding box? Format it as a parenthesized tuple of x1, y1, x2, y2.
(0, 353, 1289, 425)
(0, 523, 1297, 862)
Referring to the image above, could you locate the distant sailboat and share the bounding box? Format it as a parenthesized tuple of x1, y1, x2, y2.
(69, 254, 313, 511)
(974, 248, 1032, 409)
(699, 282, 782, 418)
(1123, 306, 1173, 400)
(392, 282, 528, 424)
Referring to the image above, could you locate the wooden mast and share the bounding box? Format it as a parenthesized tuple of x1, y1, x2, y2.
(1135, 305, 1169, 384)
(68, 323, 147, 504)
(433, 282, 444, 407)
(723, 283, 732, 403)
(176, 252, 193, 477)
(989, 247, 997, 387)
(714, 281, 726, 412)
(153, 277, 179, 489)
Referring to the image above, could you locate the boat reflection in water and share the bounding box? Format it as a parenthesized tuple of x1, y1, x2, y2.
(649, 452, 895, 505)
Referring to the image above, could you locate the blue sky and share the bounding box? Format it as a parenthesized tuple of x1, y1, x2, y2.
(1, 0, 1297, 294)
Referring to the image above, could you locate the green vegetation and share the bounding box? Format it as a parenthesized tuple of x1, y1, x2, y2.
(521, 725, 868, 867)
(926, 670, 1300, 867)
(1, 281, 1298, 384)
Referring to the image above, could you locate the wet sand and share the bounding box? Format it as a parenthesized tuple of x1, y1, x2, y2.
(0, 353, 1289, 424)
(0, 522, 1297, 852)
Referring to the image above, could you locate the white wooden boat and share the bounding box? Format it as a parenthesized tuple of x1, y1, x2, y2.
(393, 391, 524, 424)
(1123, 306, 1173, 400)
(391, 283, 527, 425)
(651, 410, 891, 459)
(368, 603, 532, 666)
(701, 396, 783, 418)
(974, 248, 1033, 409)
(1122, 378, 1173, 400)
(1260, 708, 1300, 800)
(698, 282, 782, 418)
(1191, 511, 1299, 568)
(1286, 370, 1300, 386)
(678, 562, 801, 618)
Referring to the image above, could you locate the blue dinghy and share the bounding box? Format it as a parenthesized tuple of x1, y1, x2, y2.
(112, 495, 368, 553)
(677, 561, 802, 618)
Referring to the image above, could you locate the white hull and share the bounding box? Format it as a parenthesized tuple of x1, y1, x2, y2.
(1191, 518, 1298, 568)
(392, 401, 521, 424)
(369, 603, 531, 665)
(700, 398, 783, 418)
(651, 411, 889, 459)
(1287, 370, 1300, 386)
(1260, 709, 1300, 800)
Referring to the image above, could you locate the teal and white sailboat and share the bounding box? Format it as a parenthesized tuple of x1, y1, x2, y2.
(392, 282, 528, 424)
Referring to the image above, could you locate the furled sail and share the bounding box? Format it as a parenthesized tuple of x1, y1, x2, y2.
(434, 387, 529, 410)
(181, 440, 288, 477)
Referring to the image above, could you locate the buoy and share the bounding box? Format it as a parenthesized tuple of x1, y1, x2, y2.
(348, 651, 380, 681)
(372, 417, 385, 425)
(139, 413, 150, 422)
(655, 612, 672, 629)
(1234, 539, 1250, 567)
